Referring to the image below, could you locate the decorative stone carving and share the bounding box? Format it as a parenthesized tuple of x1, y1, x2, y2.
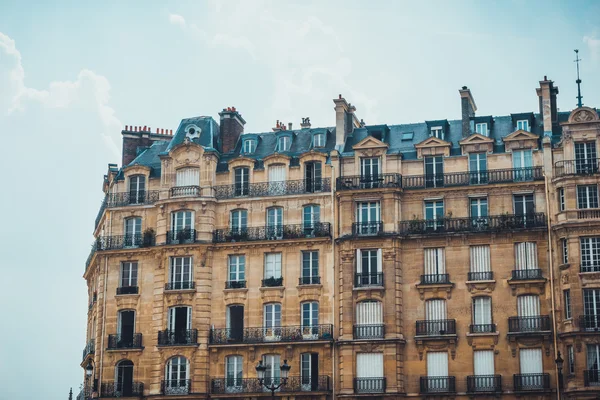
(507, 278, 546, 296)
(465, 280, 496, 295)
(573, 110, 596, 122)
(415, 283, 454, 300)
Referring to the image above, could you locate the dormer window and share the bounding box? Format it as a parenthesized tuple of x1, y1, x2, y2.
(517, 120, 529, 132)
(313, 133, 325, 148)
(430, 126, 443, 139)
(278, 136, 291, 152)
(475, 123, 488, 136)
(243, 139, 256, 154)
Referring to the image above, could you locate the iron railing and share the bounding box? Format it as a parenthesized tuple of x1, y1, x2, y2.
(398, 213, 546, 235)
(416, 319, 457, 336)
(170, 186, 200, 197)
(508, 316, 551, 333)
(116, 286, 139, 295)
(513, 373, 550, 391)
(211, 376, 330, 394)
(209, 324, 333, 344)
(225, 280, 246, 289)
(584, 369, 600, 386)
(82, 339, 94, 361)
(94, 196, 108, 229)
(213, 223, 331, 243)
(578, 315, 600, 331)
(353, 324, 385, 339)
(107, 333, 143, 349)
(299, 276, 321, 285)
(336, 174, 402, 191)
(352, 222, 384, 236)
(581, 264, 600, 273)
(157, 329, 198, 346)
(107, 191, 159, 208)
(213, 178, 331, 199)
(468, 271, 494, 281)
(100, 381, 144, 397)
(166, 229, 197, 245)
(420, 376, 456, 394)
(354, 378, 386, 394)
(161, 379, 191, 395)
(467, 375, 502, 393)
(95, 234, 156, 251)
(354, 273, 384, 288)
(420, 274, 451, 285)
(555, 158, 600, 177)
(470, 324, 496, 334)
(262, 277, 284, 287)
(511, 269, 543, 280)
(577, 209, 600, 219)
(85, 242, 97, 272)
(403, 167, 543, 189)
(165, 281, 195, 291)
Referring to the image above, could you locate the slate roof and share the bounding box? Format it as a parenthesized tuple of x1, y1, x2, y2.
(116, 140, 169, 180)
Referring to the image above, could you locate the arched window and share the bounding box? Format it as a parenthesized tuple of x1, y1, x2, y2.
(305, 161, 322, 192)
(164, 356, 190, 395)
(301, 302, 319, 338)
(115, 360, 134, 396)
(128, 175, 146, 204)
(355, 301, 383, 339)
(225, 355, 243, 391)
(301, 353, 319, 390)
(124, 217, 142, 247)
(230, 209, 248, 233)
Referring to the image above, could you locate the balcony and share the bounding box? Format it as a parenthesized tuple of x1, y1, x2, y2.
(581, 264, 600, 273)
(578, 315, 600, 331)
(354, 273, 384, 288)
(353, 324, 385, 339)
(468, 271, 494, 281)
(107, 333, 143, 350)
(213, 223, 331, 243)
(508, 316, 551, 334)
(403, 167, 543, 189)
(95, 195, 108, 229)
(107, 191, 159, 208)
(262, 277, 283, 287)
(584, 369, 600, 386)
(299, 276, 321, 285)
(511, 269, 543, 280)
(165, 281, 195, 291)
(157, 329, 198, 346)
(469, 324, 496, 334)
(467, 375, 502, 393)
(225, 280, 246, 289)
(161, 379, 191, 396)
(211, 376, 331, 394)
(420, 274, 450, 285)
(352, 222, 386, 237)
(398, 213, 546, 235)
(82, 339, 94, 361)
(336, 174, 402, 191)
(116, 286, 139, 295)
(166, 229, 196, 245)
(416, 319, 457, 337)
(419, 376, 456, 394)
(100, 382, 144, 397)
(209, 324, 333, 344)
(213, 178, 331, 199)
(170, 185, 200, 198)
(513, 373, 550, 392)
(555, 158, 600, 177)
(354, 378, 386, 394)
(95, 234, 156, 251)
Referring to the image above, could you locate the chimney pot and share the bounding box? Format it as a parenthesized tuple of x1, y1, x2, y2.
(125, 125, 128, 131)
(462, 86, 468, 90)
(232, 106, 236, 112)
(170, 129, 172, 135)
(156, 128, 159, 133)
(134, 126, 138, 132)
(288, 122, 293, 130)
(339, 94, 342, 99)
(544, 75, 547, 80)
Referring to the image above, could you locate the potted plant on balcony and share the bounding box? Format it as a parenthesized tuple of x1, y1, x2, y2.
(177, 228, 192, 243)
(408, 215, 424, 234)
(142, 228, 155, 247)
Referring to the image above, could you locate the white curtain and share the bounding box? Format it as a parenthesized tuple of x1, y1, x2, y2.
(473, 297, 492, 325)
(519, 348, 543, 374)
(424, 248, 445, 275)
(176, 168, 199, 186)
(427, 352, 448, 377)
(269, 165, 286, 182)
(518, 295, 540, 317)
(515, 242, 538, 270)
(265, 253, 282, 279)
(470, 246, 491, 273)
(356, 353, 383, 378)
(474, 350, 495, 375)
(356, 301, 383, 325)
(426, 299, 447, 320)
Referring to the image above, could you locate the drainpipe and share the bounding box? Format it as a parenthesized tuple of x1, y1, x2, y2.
(330, 162, 337, 400)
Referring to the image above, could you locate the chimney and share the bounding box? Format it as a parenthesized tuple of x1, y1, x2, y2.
(272, 120, 283, 132)
(536, 76, 559, 137)
(288, 122, 293, 131)
(459, 86, 477, 137)
(333, 94, 359, 148)
(300, 117, 312, 129)
(219, 106, 246, 153)
(121, 124, 170, 166)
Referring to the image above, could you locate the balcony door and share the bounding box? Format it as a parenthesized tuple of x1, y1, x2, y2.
(124, 218, 142, 247)
(360, 157, 380, 188)
(472, 297, 492, 332)
(230, 209, 247, 235)
(514, 194, 535, 225)
(225, 355, 243, 392)
(473, 350, 495, 390)
(264, 303, 281, 339)
(575, 142, 597, 174)
(305, 162, 322, 192)
(470, 198, 488, 229)
(517, 295, 540, 332)
(171, 211, 194, 242)
(519, 348, 543, 385)
(584, 289, 600, 330)
(116, 360, 134, 396)
(356, 353, 384, 391)
(587, 345, 600, 384)
(262, 354, 281, 388)
(470, 245, 491, 280)
(128, 175, 146, 204)
(264, 253, 282, 284)
(426, 299, 447, 335)
(266, 207, 283, 239)
(356, 249, 382, 286)
(424, 248, 445, 281)
(118, 310, 135, 347)
(356, 201, 380, 235)
(581, 238, 600, 272)
(578, 185, 599, 209)
(234, 167, 249, 196)
(168, 306, 191, 343)
(268, 164, 287, 195)
(170, 257, 192, 290)
(356, 301, 383, 337)
(303, 205, 320, 236)
(425, 200, 444, 230)
(165, 356, 189, 394)
(301, 353, 319, 391)
(427, 352, 449, 392)
(302, 302, 319, 337)
(469, 153, 488, 184)
(227, 305, 244, 342)
(425, 156, 444, 188)
(176, 167, 199, 187)
(515, 242, 538, 278)
(513, 150, 533, 181)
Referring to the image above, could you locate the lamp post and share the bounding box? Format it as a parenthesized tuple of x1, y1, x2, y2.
(256, 359, 291, 399)
(84, 359, 97, 398)
(555, 351, 564, 398)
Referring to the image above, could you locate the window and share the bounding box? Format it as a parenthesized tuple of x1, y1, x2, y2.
(230, 209, 247, 234)
(513, 194, 535, 217)
(426, 352, 449, 391)
(515, 242, 539, 274)
(356, 201, 381, 235)
(268, 164, 287, 195)
(513, 150, 533, 181)
(425, 156, 444, 188)
(128, 175, 146, 204)
(116, 360, 135, 396)
(175, 167, 199, 188)
(234, 167, 250, 196)
(469, 153, 488, 184)
(242, 139, 256, 154)
(262, 354, 281, 387)
(559, 188, 565, 212)
(475, 123, 488, 136)
(470, 197, 488, 226)
(303, 205, 320, 236)
(425, 299, 447, 323)
(301, 302, 319, 331)
(517, 295, 540, 325)
(472, 297, 492, 332)
(356, 249, 382, 287)
(561, 238, 569, 265)
(120, 262, 138, 293)
(567, 345, 575, 375)
(430, 126, 443, 139)
(588, 345, 600, 383)
(301, 251, 319, 285)
(564, 290, 572, 320)
(313, 133, 325, 148)
(277, 136, 291, 152)
(225, 355, 243, 391)
(227, 305, 244, 341)
(264, 304, 282, 334)
(305, 162, 322, 192)
(472, 351, 495, 391)
(117, 310, 136, 347)
(124, 217, 142, 247)
(469, 245, 491, 281)
(301, 353, 319, 391)
(516, 120, 529, 131)
(583, 289, 600, 330)
(519, 349, 543, 380)
(581, 237, 600, 272)
(356, 353, 384, 392)
(171, 211, 194, 242)
(266, 207, 283, 239)
(169, 257, 193, 290)
(360, 157, 380, 186)
(423, 248, 446, 283)
(228, 255, 245, 288)
(355, 301, 383, 338)
(165, 356, 190, 395)
(578, 185, 599, 209)
(401, 132, 414, 141)
(425, 200, 444, 230)
(575, 142, 598, 174)
(264, 253, 282, 285)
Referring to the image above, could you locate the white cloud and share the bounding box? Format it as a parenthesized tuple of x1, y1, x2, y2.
(169, 13, 186, 28)
(584, 35, 600, 63)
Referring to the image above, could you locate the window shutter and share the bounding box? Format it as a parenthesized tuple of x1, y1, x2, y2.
(377, 249, 383, 273)
(187, 307, 192, 329)
(356, 249, 362, 274)
(474, 350, 494, 375)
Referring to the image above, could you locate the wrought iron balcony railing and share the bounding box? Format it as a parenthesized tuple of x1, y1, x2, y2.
(100, 381, 144, 397)
(95, 195, 108, 229)
(398, 213, 546, 235)
(213, 223, 331, 243)
(467, 375, 502, 393)
(352, 222, 384, 236)
(170, 185, 200, 197)
(82, 339, 94, 361)
(470, 324, 496, 334)
(468, 271, 494, 281)
(209, 324, 333, 344)
(420, 376, 456, 394)
(166, 229, 196, 245)
(85, 242, 97, 272)
(157, 329, 198, 346)
(336, 174, 402, 191)
(403, 167, 543, 189)
(555, 158, 600, 177)
(354, 273, 384, 288)
(416, 319, 457, 336)
(581, 264, 600, 273)
(213, 178, 331, 199)
(211, 376, 331, 394)
(116, 286, 139, 295)
(354, 378, 386, 394)
(511, 268, 543, 280)
(262, 277, 284, 287)
(161, 379, 191, 396)
(107, 333, 143, 350)
(508, 316, 551, 333)
(353, 324, 385, 339)
(225, 280, 246, 289)
(165, 281, 195, 291)
(107, 191, 159, 208)
(420, 274, 451, 285)
(513, 373, 550, 391)
(299, 276, 321, 285)
(584, 369, 600, 386)
(578, 315, 600, 331)
(95, 234, 156, 251)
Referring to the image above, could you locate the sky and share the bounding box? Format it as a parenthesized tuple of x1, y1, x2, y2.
(0, 1, 598, 399)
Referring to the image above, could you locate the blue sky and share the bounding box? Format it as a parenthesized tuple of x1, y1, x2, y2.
(0, 1, 598, 398)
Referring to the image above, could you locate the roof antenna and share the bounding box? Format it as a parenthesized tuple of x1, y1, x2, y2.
(574, 49, 583, 108)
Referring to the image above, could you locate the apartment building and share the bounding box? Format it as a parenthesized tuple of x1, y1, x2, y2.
(80, 78, 600, 399)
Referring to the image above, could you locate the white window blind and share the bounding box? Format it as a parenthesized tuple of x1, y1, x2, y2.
(518, 295, 540, 317)
(176, 168, 199, 187)
(473, 297, 492, 325)
(269, 165, 286, 182)
(356, 353, 383, 378)
(519, 348, 543, 374)
(426, 299, 447, 321)
(470, 245, 491, 273)
(515, 242, 538, 270)
(356, 301, 383, 325)
(424, 248, 445, 275)
(474, 350, 495, 375)
(427, 352, 448, 377)
(264, 253, 282, 279)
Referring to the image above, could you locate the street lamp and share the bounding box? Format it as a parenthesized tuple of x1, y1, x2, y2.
(256, 359, 291, 398)
(555, 351, 564, 395)
(84, 359, 97, 395)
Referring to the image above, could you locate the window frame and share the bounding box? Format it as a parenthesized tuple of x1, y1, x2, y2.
(313, 133, 325, 148)
(228, 255, 245, 283)
(430, 126, 443, 139)
(564, 289, 572, 320)
(559, 188, 565, 212)
(242, 139, 256, 154)
(475, 123, 488, 136)
(277, 135, 291, 152)
(120, 261, 138, 288)
(516, 120, 529, 131)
